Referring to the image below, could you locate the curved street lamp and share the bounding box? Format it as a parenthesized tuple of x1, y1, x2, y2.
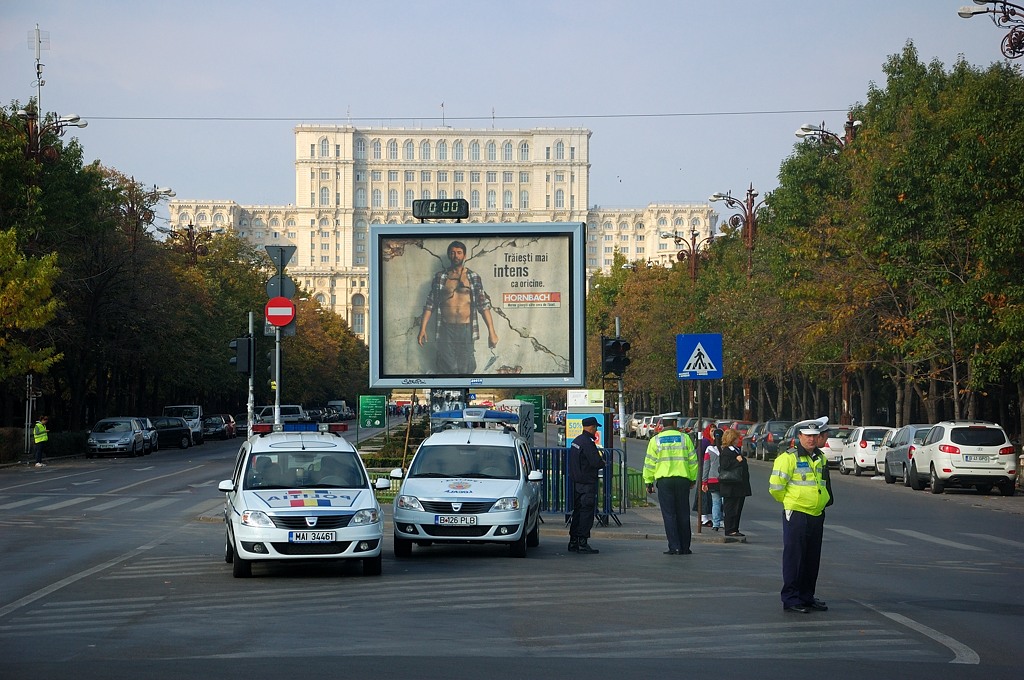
(959, 1, 1024, 59)
(11, 106, 88, 162)
(660, 229, 714, 282)
(795, 113, 861, 149)
(708, 184, 767, 279)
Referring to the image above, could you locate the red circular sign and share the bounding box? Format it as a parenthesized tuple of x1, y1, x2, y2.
(265, 296, 296, 327)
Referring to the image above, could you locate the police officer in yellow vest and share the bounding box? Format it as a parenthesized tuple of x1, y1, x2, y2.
(644, 415, 699, 555)
(769, 416, 831, 613)
(33, 415, 49, 468)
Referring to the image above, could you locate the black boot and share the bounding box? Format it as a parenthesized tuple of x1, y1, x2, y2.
(567, 538, 579, 552)
(576, 539, 599, 554)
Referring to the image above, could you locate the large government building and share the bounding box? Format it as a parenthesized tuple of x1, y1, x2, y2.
(168, 125, 718, 339)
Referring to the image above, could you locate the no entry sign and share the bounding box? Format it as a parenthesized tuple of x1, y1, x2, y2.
(265, 296, 296, 327)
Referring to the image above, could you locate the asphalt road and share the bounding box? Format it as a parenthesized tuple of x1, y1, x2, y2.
(1, 432, 1022, 679)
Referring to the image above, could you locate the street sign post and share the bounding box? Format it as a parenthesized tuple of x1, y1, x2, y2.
(358, 395, 388, 444)
(265, 296, 296, 327)
(676, 333, 723, 380)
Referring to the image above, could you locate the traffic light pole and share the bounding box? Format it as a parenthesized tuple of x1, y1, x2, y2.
(615, 317, 628, 509)
(247, 312, 255, 433)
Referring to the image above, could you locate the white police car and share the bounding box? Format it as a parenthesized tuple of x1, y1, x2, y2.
(390, 409, 543, 558)
(218, 422, 390, 577)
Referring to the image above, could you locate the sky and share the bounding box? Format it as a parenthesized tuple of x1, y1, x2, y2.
(0, 1, 1013, 221)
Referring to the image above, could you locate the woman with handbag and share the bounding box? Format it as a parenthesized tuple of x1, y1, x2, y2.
(717, 428, 751, 537)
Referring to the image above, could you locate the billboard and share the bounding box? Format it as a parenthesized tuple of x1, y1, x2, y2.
(369, 222, 586, 389)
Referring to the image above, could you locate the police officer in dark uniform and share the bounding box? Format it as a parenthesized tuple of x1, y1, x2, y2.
(568, 416, 604, 554)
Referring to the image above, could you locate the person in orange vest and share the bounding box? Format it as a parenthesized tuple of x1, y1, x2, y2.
(33, 415, 50, 468)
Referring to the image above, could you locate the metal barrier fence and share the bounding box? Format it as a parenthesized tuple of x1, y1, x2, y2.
(532, 447, 626, 527)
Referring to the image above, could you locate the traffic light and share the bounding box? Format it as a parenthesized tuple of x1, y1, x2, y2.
(601, 335, 632, 376)
(266, 350, 277, 387)
(228, 335, 252, 375)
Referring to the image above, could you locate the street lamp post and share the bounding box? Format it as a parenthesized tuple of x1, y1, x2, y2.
(660, 229, 714, 282)
(959, 1, 1024, 59)
(708, 184, 767, 279)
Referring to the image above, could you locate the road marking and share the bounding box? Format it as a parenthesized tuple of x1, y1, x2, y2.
(71, 480, 100, 486)
(0, 497, 50, 510)
(107, 464, 205, 494)
(828, 524, 903, 545)
(887, 529, 989, 551)
(36, 497, 95, 511)
(854, 599, 979, 664)
(132, 497, 179, 512)
(960, 533, 1024, 549)
(86, 497, 136, 512)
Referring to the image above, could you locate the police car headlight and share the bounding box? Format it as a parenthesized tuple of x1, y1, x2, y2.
(240, 510, 274, 528)
(351, 508, 380, 524)
(396, 495, 424, 511)
(492, 497, 521, 511)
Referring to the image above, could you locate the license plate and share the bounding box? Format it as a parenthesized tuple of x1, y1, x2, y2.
(288, 531, 336, 543)
(435, 515, 478, 526)
(963, 455, 988, 462)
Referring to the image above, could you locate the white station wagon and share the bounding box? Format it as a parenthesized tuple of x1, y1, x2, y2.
(219, 422, 390, 578)
(391, 409, 543, 558)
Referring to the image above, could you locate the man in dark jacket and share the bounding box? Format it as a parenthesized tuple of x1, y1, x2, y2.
(568, 416, 604, 554)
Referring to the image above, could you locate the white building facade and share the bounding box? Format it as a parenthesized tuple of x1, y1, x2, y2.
(168, 125, 717, 339)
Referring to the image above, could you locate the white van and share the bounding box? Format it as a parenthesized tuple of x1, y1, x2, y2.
(163, 404, 204, 444)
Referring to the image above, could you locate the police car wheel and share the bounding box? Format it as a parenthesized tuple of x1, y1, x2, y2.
(509, 528, 528, 558)
(526, 513, 540, 547)
(232, 554, 252, 578)
(362, 554, 382, 576)
(224, 529, 234, 564)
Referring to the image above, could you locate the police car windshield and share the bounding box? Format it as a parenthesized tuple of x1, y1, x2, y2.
(245, 451, 366, 490)
(410, 445, 519, 480)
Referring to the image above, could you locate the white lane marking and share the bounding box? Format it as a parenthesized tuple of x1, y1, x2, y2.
(71, 480, 101, 486)
(0, 467, 104, 491)
(887, 529, 989, 551)
(960, 533, 1024, 549)
(86, 497, 136, 512)
(0, 497, 50, 510)
(132, 497, 179, 512)
(854, 599, 980, 664)
(36, 497, 95, 511)
(107, 464, 205, 494)
(828, 524, 904, 545)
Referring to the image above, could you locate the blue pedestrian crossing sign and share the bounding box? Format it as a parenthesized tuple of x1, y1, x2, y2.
(676, 333, 722, 380)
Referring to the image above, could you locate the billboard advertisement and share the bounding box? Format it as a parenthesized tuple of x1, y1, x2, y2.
(369, 222, 586, 389)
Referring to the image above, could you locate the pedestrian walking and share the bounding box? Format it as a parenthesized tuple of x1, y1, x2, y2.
(717, 428, 751, 536)
(701, 433, 724, 531)
(568, 416, 604, 554)
(33, 415, 49, 467)
(644, 414, 699, 555)
(693, 422, 716, 526)
(768, 417, 831, 613)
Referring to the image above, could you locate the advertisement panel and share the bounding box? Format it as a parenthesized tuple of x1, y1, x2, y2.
(369, 223, 586, 389)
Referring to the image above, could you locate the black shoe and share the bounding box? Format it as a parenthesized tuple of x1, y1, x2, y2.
(663, 549, 680, 555)
(784, 605, 811, 614)
(679, 548, 692, 555)
(576, 541, 599, 554)
(712, 527, 719, 532)
(567, 540, 579, 553)
(807, 599, 828, 611)
(701, 521, 712, 527)
(725, 531, 745, 537)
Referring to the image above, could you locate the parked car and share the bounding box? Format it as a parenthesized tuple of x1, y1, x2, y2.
(151, 416, 193, 449)
(163, 404, 204, 445)
(908, 420, 1017, 495)
(637, 416, 657, 439)
(741, 422, 766, 458)
(875, 427, 899, 474)
(234, 413, 249, 437)
(390, 409, 542, 559)
(626, 412, 653, 438)
(139, 417, 159, 454)
(882, 424, 933, 485)
(755, 420, 797, 461)
(86, 417, 146, 458)
(203, 414, 237, 440)
(820, 425, 854, 468)
(840, 426, 895, 476)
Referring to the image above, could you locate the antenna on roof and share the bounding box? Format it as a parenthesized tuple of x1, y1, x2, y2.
(28, 24, 50, 114)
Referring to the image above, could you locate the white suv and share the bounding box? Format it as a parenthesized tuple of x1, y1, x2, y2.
(391, 409, 543, 558)
(218, 422, 390, 577)
(908, 420, 1017, 496)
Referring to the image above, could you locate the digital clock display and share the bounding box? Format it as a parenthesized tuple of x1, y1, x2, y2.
(412, 198, 469, 220)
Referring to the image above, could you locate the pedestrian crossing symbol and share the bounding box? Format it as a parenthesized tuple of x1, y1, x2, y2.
(676, 333, 723, 380)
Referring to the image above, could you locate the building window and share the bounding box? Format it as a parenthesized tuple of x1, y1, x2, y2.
(355, 139, 366, 159)
(487, 141, 496, 161)
(310, 144, 315, 158)
(336, 193, 340, 205)
(389, 170, 398, 181)
(454, 171, 464, 182)
(404, 140, 414, 160)
(503, 141, 513, 161)
(422, 189, 431, 200)
(320, 138, 330, 157)
(554, 172, 564, 182)
(471, 190, 480, 209)
(355, 188, 366, 207)
(355, 170, 366, 182)
(320, 187, 330, 206)
(372, 189, 382, 207)
(437, 140, 447, 160)
(320, 170, 330, 180)
(487, 190, 496, 209)
(453, 140, 464, 160)
(555, 141, 565, 160)
(438, 189, 448, 199)
(353, 312, 365, 334)
(520, 171, 529, 183)
(620, 234, 629, 241)
(438, 170, 448, 182)
(470, 141, 480, 161)
(604, 234, 613, 241)
(455, 189, 464, 199)
(388, 140, 398, 160)
(503, 190, 513, 209)
(370, 170, 381, 181)
(486, 171, 497, 183)
(405, 189, 414, 208)
(555, 189, 564, 209)
(519, 142, 529, 161)
(405, 170, 415, 182)
(503, 171, 513, 183)
(373, 139, 382, 159)
(388, 189, 398, 208)
(470, 171, 480, 183)
(520, 190, 529, 209)
(420, 140, 431, 160)
(421, 170, 431, 182)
